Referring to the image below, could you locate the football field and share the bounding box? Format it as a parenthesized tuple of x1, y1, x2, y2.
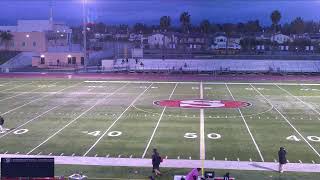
(1, 79, 320, 164)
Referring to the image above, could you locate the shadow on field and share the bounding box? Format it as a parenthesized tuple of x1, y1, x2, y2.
(250, 163, 277, 172)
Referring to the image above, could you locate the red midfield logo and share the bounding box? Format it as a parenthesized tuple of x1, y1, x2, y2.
(153, 99, 251, 109)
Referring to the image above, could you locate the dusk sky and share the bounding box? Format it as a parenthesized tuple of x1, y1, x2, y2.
(0, 0, 320, 26)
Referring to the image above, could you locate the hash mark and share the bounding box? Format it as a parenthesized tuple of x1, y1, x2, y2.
(37, 152, 42, 155)
(237, 158, 240, 161)
(48, 153, 52, 156)
(165, 156, 168, 159)
(177, 156, 180, 159)
(106, 154, 109, 158)
(15, 152, 20, 154)
(299, 160, 302, 163)
(4, 151, 8, 154)
(60, 153, 64, 156)
(249, 158, 252, 162)
(130, 155, 133, 158)
(274, 159, 277, 162)
(213, 157, 215, 160)
(118, 155, 121, 158)
(72, 153, 75, 156)
(189, 156, 191, 160)
(225, 158, 227, 161)
(312, 160, 315, 164)
(94, 154, 98, 157)
(287, 160, 290, 163)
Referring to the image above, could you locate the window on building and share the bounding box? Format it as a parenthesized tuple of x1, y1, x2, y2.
(72, 57, 76, 64)
(33, 42, 36, 47)
(22, 42, 26, 47)
(68, 57, 72, 64)
(40, 57, 45, 64)
(81, 57, 85, 65)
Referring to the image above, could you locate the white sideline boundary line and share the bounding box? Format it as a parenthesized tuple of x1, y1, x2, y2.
(275, 84, 320, 118)
(0, 105, 61, 139)
(84, 80, 320, 86)
(0, 82, 58, 102)
(83, 83, 153, 156)
(2, 154, 320, 173)
(225, 83, 264, 162)
(200, 82, 205, 160)
(141, 83, 178, 158)
(1, 82, 83, 116)
(0, 82, 33, 93)
(26, 83, 129, 155)
(250, 84, 320, 158)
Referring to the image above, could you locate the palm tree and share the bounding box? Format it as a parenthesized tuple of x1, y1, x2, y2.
(270, 10, 281, 33)
(270, 10, 281, 52)
(200, 20, 210, 34)
(160, 16, 171, 31)
(180, 12, 191, 33)
(291, 17, 305, 34)
(0, 31, 13, 50)
(222, 23, 236, 55)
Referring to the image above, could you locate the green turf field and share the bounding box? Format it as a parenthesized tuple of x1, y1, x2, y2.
(1, 79, 320, 164)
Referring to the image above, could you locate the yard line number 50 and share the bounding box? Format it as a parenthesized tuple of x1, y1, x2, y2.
(184, 132, 221, 139)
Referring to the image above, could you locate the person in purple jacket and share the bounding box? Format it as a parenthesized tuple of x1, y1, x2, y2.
(185, 168, 201, 180)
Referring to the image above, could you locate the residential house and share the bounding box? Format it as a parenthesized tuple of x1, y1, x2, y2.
(179, 33, 207, 50)
(270, 33, 292, 44)
(147, 33, 170, 48)
(210, 34, 241, 54)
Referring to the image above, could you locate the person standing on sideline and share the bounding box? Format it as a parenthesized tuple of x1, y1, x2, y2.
(0, 116, 5, 132)
(185, 168, 201, 180)
(223, 172, 230, 180)
(278, 147, 287, 173)
(151, 148, 162, 176)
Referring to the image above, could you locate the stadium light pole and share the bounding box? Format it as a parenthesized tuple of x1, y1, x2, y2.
(82, 0, 88, 69)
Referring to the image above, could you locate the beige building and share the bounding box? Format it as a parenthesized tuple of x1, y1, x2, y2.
(8, 32, 48, 52)
(32, 52, 84, 68)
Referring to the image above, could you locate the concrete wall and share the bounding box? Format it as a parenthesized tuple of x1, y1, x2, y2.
(114, 58, 320, 72)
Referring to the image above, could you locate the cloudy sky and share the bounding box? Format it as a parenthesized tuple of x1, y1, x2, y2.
(0, 0, 319, 26)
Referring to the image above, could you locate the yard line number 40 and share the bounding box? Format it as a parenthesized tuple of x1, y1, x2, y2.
(287, 135, 320, 142)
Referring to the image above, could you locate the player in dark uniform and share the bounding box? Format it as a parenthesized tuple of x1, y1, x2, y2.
(152, 148, 162, 176)
(278, 147, 287, 173)
(0, 116, 5, 132)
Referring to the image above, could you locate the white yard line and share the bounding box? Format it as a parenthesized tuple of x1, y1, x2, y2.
(0, 82, 33, 93)
(26, 83, 129, 155)
(83, 83, 153, 156)
(251, 84, 320, 158)
(225, 83, 264, 162)
(0, 82, 83, 116)
(0, 82, 58, 102)
(84, 80, 320, 86)
(0, 105, 61, 139)
(0, 82, 13, 86)
(200, 82, 205, 160)
(275, 84, 320, 118)
(141, 83, 178, 158)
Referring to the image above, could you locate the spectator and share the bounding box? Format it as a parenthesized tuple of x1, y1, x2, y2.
(152, 148, 162, 176)
(223, 172, 230, 180)
(278, 147, 287, 173)
(185, 168, 201, 180)
(0, 116, 4, 132)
